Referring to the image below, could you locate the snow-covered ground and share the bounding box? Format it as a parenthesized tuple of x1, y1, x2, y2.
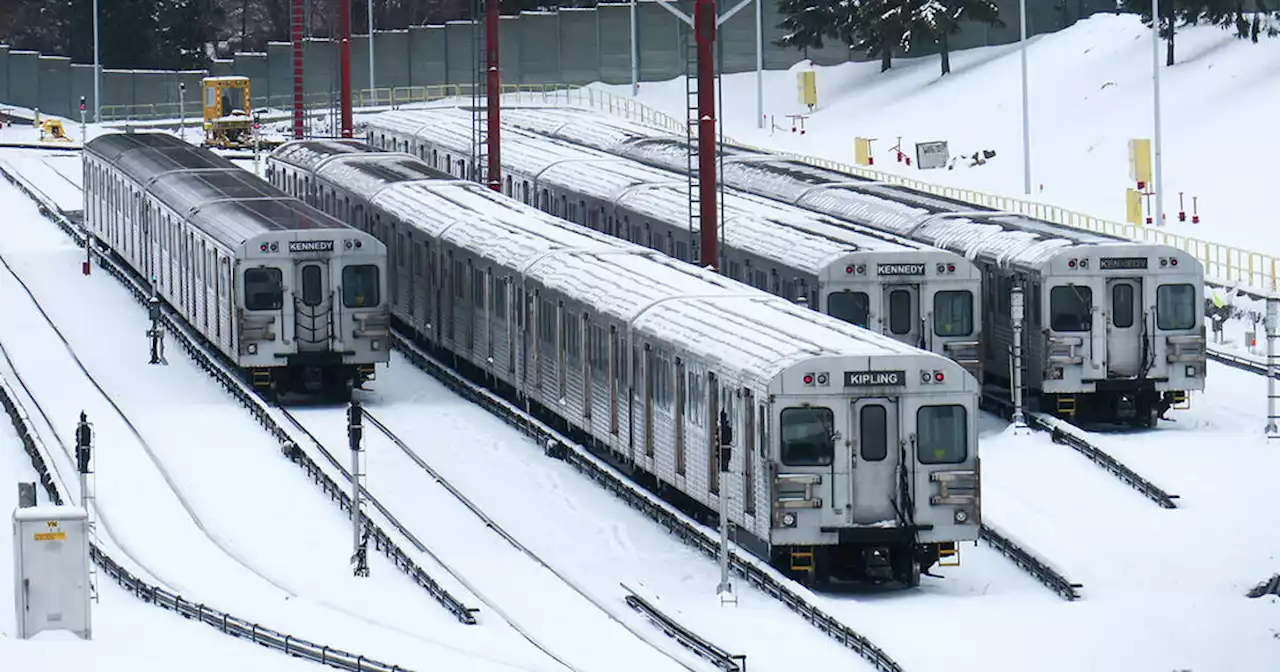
(591, 13, 1280, 261)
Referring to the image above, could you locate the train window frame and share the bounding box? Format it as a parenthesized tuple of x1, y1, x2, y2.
(1112, 283, 1135, 328)
(779, 406, 835, 467)
(244, 267, 283, 311)
(1157, 283, 1197, 330)
(859, 405, 888, 462)
(917, 404, 968, 464)
(827, 291, 871, 328)
(1049, 285, 1093, 332)
(933, 290, 974, 337)
(300, 264, 324, 307)
(341, 265, 381, 309)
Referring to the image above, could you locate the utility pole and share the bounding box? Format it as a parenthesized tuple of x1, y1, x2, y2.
(1266, 298, 1278, 439)
(339, 0, 354, 138)
(485, 0, 501, 192)
(178, 82, 186, 141)
(291, 0, 305, 139)
(368, 0, 376, 99)
(1150, 0, 1165, 225)
(93, 0, 101, 123)
(348, 401, 369, 577)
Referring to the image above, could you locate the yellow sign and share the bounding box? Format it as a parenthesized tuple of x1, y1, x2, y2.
(1125, 188, 1143, 226)
(796, 70, 817, 109)
(1128, 138, 1152, 186)
(47, 521, 58, 528)
(854, 137, 873, 166)
(34, 532, 66, 541)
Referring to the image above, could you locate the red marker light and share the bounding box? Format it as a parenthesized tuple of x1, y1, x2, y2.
(1068, 259, 1077, 268)
(845, 266, 854, 274)
(934, 372, 945, 382)
(803, 374, 814, 385)
(260, 243, 269, 252)
(1170, 258, 1177, 266)
(947, 264, 955, 273)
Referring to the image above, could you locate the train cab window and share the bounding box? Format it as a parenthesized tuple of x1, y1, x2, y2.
(244, 267, 283, 311)
(1112, 283, 1135, 328)
(1049, 285, 1093, 331)
(933, 290, 974, 336)
(342, 265, 381, 308)
(888, 290, 913, 334)
(917, 405, 967, 464)
(828, 291, 870, 327)
(1157, 284, 1197, 330)
(859, 405, 888, 462)
(779, 407, 835, 467)
(300, 265, 323, 307)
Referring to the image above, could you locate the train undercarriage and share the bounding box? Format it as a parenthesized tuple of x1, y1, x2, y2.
(247, 355, 376, 403)
(772, 540, 955, 588)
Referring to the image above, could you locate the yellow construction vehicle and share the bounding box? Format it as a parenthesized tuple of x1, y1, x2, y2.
(201, 76, 254, 149)
(40, 118, 72, 142)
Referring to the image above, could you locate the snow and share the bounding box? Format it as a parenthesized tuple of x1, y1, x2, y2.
(12, 505, 86, 521)
(588, 13, 1280, 268)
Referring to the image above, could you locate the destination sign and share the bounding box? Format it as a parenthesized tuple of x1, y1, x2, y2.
(877, 263, 926, 276)
(288, 240, 335, 253)
(844, 370, 906, 387)
(1098, 256, 1148, 270)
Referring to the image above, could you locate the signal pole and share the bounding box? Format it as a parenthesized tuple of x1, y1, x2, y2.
(485, 0, 501, 192)
(291, 0, 305, 139)
(348, 401, 369, 577)
(339, 0, 354, 138)
(694, 0, 718, 271)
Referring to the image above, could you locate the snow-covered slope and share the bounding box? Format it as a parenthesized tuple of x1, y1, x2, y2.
(592, 13, 1279, 258)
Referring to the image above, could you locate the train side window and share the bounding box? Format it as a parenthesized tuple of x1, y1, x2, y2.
(505, 175, 513, 197)
(1156, 284, 1197, 330)
(827, 291, 870, 327)
(780, 407, 834, 467)
(859, 405, 888, 462)
(521, 181, 530, 204)
(342, 265, 380, 308)
(1049, 285, 1093, 332)
(472, 268, 484, 308)
(917, 405, 967, 464)
(1112, 283, 1135, 328)
(432, 149, 438, 168)
(933, 290, 973, 336)
(244, 267, 283, 311)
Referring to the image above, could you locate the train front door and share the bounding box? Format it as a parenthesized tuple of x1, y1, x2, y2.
(295, 261, 333, 351)
(884, 286, 921, 347)
(850, 398, 900, 525)
(1106, 278, 1142, 376)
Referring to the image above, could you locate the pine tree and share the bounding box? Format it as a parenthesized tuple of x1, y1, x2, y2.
(156, 0, 224, 69)
(918, 0, 1003, 75)
(775, 0, 839, 53)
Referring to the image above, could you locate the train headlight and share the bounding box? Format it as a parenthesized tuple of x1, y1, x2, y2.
(1185, 364, 1196, 377)
(270, 242, 279, 252)
(954, 509, 969, 524)
(346, 240, 353, 249)
(371, 338, 382, 351)
(781, 512, 797, 528)
(247, 343, 258, 355)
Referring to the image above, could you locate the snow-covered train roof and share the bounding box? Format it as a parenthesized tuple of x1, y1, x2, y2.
(86, 132, 357, 250)
(366, 178, 948, 385)
(366, 109, 969, 275)
(270, 138, 380, 173)
(490, 107, 1161, 270)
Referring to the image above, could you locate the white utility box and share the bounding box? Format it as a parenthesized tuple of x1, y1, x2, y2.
(13, 505, 91, 640)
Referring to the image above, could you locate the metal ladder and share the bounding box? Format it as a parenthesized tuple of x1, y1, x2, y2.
(470, 0, 487, 186)
(683, 26, 699, 264)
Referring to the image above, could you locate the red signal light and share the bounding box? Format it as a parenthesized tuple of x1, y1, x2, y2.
(803, 374, 814, 385)
(934, 372, 945, 382)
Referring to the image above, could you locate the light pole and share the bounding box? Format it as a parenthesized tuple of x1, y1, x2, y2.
(368, 0, 376, 102)
(1019, 0, 1031, 195)
(1151, 0, 1165, 225)
(93, 0, 101, 123)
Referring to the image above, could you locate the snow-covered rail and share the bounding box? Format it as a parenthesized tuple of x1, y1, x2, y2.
(0, 355, 417, 672)
(977, 524, 1082, 601)
(980, 391, 1179, 509)
(620, 584, 745, 672)
(357, 409, 701, 672)
(0, 160, 478, 626)
(1206, 349, 1272, 378)
(389, 330, 905, 672)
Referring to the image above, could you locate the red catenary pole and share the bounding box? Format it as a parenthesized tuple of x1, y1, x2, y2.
(485, 0, 501, 192)
(694, 0, 717, 270)
(339, 0, 353, 138)
(291, 0, 304, 139)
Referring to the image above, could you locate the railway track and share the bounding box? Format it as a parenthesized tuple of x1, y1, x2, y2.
(1207, 348, 1273, 377)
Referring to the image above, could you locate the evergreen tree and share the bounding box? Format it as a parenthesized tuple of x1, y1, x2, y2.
(918, 0, 1003, 75)
(156, 0, 224, 69)
(774, 0, 839, 53)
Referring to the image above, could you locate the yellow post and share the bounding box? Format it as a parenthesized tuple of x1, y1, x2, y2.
(854, 137, 873, 166)
(1128, 138, 1152, 188)
(797, 70, 817, 110)
(1125, 188, 1143, 226)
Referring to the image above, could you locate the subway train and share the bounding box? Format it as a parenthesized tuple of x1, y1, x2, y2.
(82, 132, 391, 400)
(266, 138, 982, 586)
(374, 105, 1207, 428)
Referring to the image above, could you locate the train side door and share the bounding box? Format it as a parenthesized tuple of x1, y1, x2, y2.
(294, 261, 332, 351)
(885, 286, 921, 347)
(1106, 278, 1142, 376)
(850, 398, 900, 525)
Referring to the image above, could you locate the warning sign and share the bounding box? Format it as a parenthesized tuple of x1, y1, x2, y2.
(34, 532, 66, 541)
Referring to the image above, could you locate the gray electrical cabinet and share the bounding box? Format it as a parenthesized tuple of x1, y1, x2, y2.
(12, 505, 91, 640)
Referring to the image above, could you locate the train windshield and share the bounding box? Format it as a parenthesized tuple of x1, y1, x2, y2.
(1157, 284, 1197, 330)
(917, 405, 967, 464)
(827, 291, 870, 328)
(779, 407, 835, 466)
(342, 264, 381, 308)
(1049, 285, 1093, 332)
(933, 290, 973, 336)
(244, 267, 283, 311)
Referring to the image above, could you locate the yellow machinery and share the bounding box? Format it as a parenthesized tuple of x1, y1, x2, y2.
(202, 76, 254, 149)
(40, 119, 72, 142)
